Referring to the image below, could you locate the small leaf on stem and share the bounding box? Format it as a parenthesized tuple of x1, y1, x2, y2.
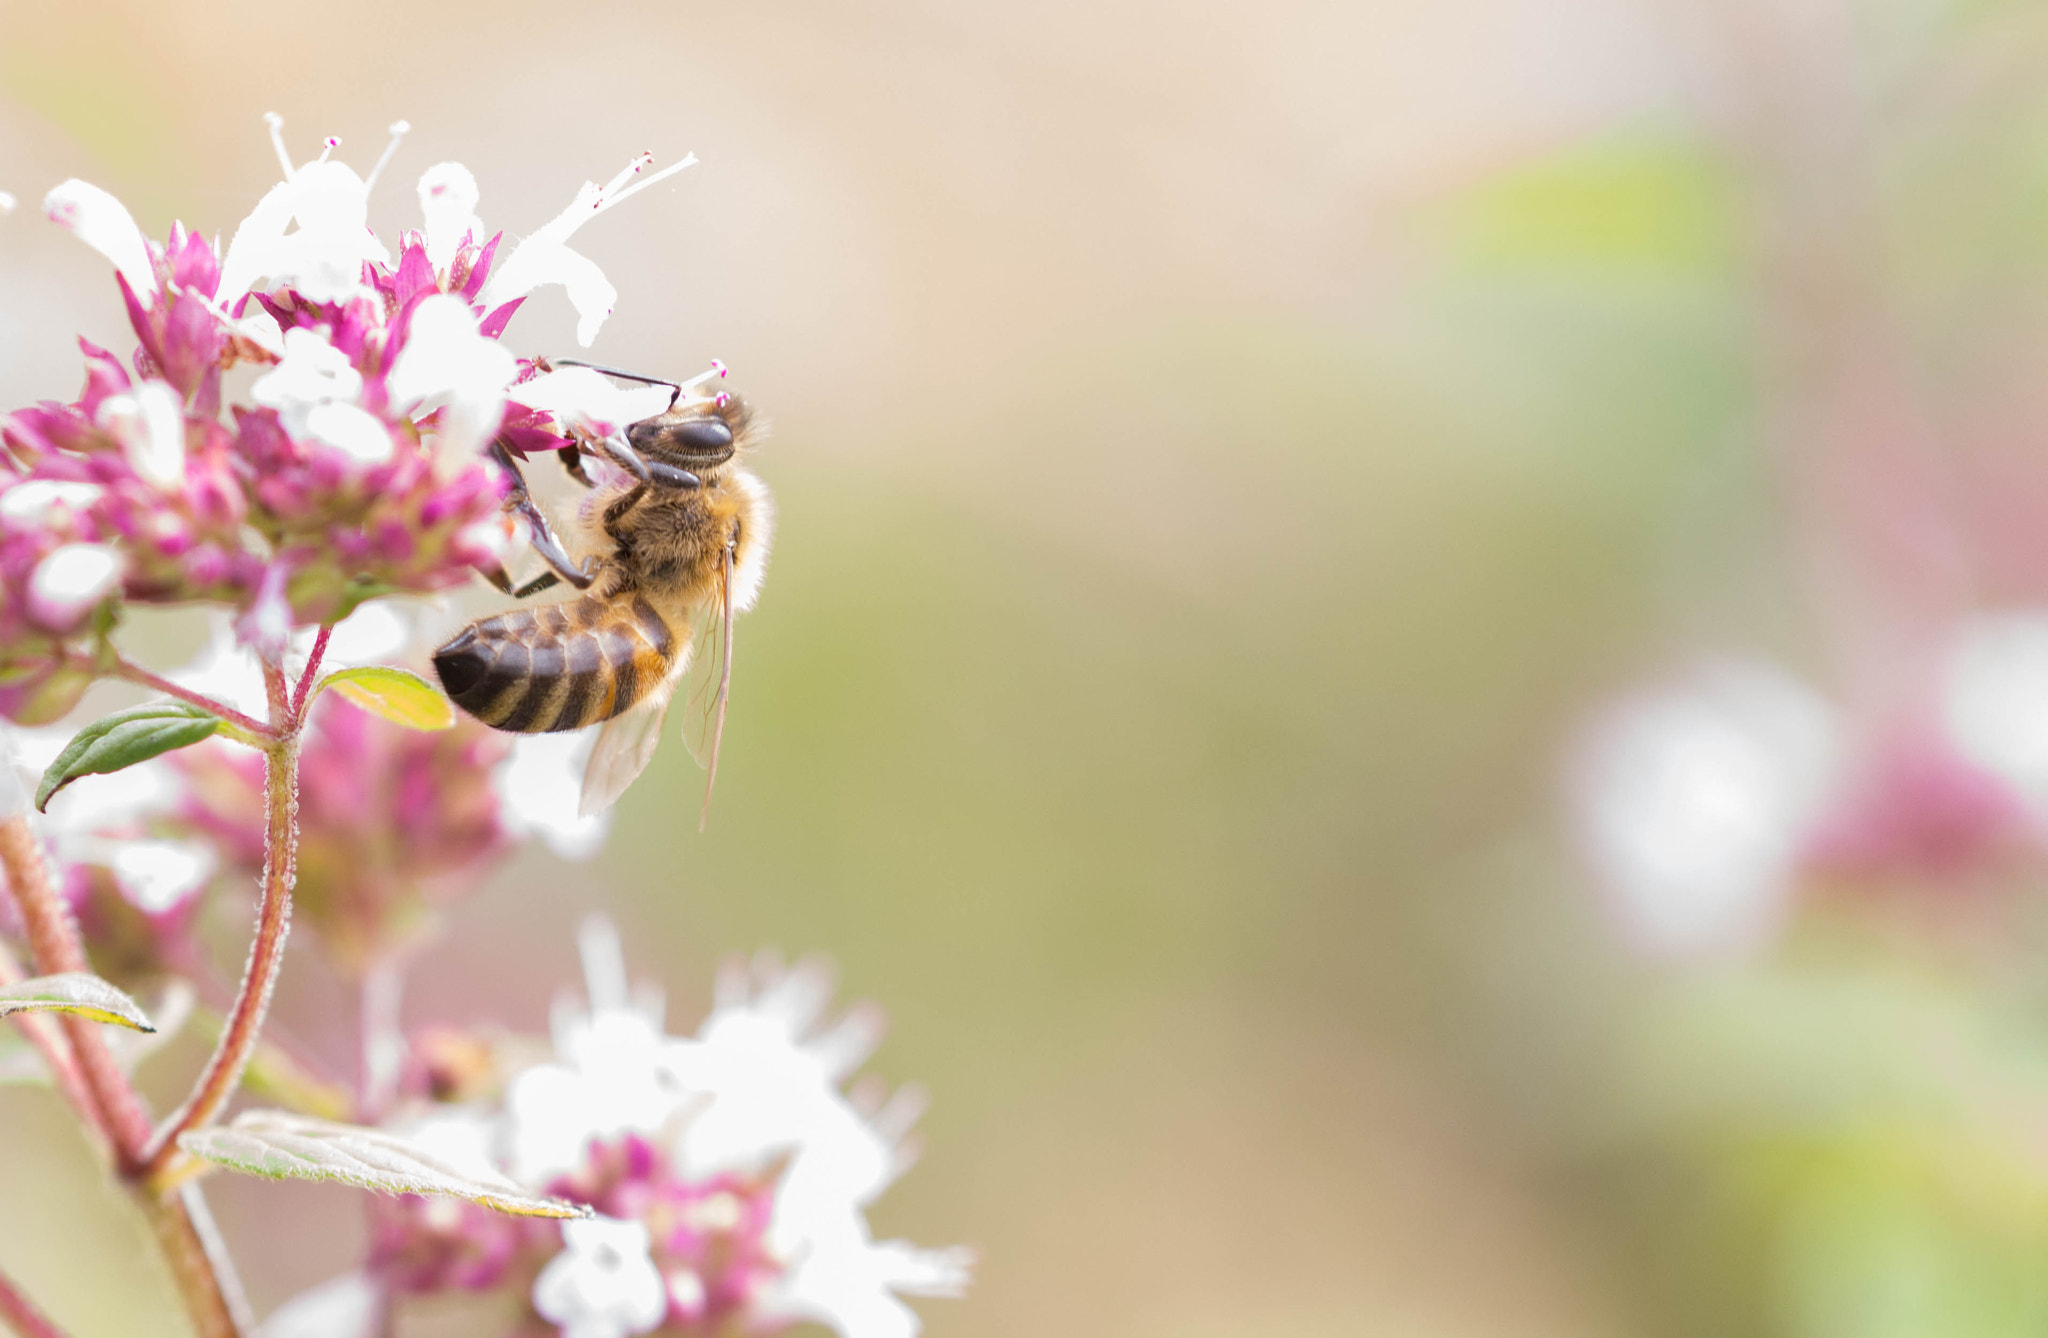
(178, 1111, 588, 1218)
(35, 703, 222, 811)
(313, 666, 454, 731)
(0, 972, 157, 1031)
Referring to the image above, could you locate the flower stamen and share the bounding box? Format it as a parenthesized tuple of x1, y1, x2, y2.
(364, 121, 411, 193)
(263, 111, 294, 181)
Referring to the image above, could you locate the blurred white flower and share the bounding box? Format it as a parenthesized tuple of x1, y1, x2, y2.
(96, 380, 187, 488)
(1944, 611, 2048, 816)
(1568, 659, 1841, 958)
(255, 1270, 380, 1338)
(504, 918, 971, 1338)
(532, 1216, 669, 1338)
(496, 732, 612, 860)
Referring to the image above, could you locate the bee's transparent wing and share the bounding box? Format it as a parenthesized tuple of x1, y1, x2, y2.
(577, 652, 690, 817)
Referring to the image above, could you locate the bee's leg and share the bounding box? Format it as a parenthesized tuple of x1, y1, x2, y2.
(597, 432, 652, 483)
(512, 571, 562, 599)
(490, 439, 597, 590)
(602, 484, 649, 535)
(558, 445, 594, 489)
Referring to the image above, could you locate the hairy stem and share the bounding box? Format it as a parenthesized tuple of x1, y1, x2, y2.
(142, 666, 298, 1178)
(0, 818, 244, 1337)
(0, 1264, 66, 1338)
(289, 624, 333, 722)
(110, 657, 274, 741)
(0, 818, 152, 1164)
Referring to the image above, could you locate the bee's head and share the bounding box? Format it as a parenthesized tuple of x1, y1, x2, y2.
(626, 394, 752, 478)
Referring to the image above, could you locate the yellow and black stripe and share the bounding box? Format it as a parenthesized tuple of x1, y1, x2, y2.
(432, 593, 677, 733)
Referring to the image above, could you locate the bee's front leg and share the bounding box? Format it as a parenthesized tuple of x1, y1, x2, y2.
(490, 439, 597, 591)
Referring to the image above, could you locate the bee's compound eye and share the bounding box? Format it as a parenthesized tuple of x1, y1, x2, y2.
(629, 417, 733, 458)
(670, 418, 734, 453)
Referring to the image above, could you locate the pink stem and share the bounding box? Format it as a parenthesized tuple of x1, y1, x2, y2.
(0, 1265, 67, 1338)
(110, 658, 273, 740)
(142, 663, 298, 1179)
(0, 817, 243, 1338)
(290, 624, 333, 722)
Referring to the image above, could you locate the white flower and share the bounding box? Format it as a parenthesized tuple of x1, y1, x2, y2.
(416, 163, 484, 273)
(496, 732, 613, 861)
(1944, 611, 2048, 817)
(0, 191, 16, 214)
(510, 367, 675, 437)
(0, 481, 104, 524)
(510, 920, 971, 1338)
(507, 920, 682, 1181)
(255, 1270, 380, 1338)
(28, 542, 122, 629)
(45, 179, 156, 303)
(251, 326, 393, 465)
(767, 1214, 975, 1338)
(217, 115, 403, 308)
(1567, 659, 1840, 958)
(532, 1217, 668, 1338)
(385, 293, 518, 463)
(478, 152, 697, 347)
(95, 380, 187, 487)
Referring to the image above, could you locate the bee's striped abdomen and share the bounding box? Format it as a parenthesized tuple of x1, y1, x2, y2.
(432, 592, 676, 733)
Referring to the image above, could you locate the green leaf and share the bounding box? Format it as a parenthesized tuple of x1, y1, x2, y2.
(0, 973, 156, 1031)
(35, 703, 222, 811)
(314, 666, 454, 731)
(178, 1111, 588, 1218)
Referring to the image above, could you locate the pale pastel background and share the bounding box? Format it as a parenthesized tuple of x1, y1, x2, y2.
(10, 2, 2048, 1336)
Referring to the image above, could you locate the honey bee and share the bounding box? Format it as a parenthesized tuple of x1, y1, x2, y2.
(431, 362, 772, 820)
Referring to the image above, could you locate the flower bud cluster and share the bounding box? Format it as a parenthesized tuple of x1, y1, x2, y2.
(0, 117, 699, 716)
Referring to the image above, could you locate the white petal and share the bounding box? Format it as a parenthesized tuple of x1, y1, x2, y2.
(251, 327, 363, 417)
(0, 192, 16, 214)
(45, 180, 156, 304)
(97, 380, 187, 487)
(0, 481, 105, 524)
(496, 732, 613, 859)
(384, 293, 516, 460)
(417, 162, 484, 272)
(217, 180, 295, 310)
(1567, 659, 1839, 958)
(532, 1216, 668, 1338)
(256, 1270, 380, 1338)
(306, 402, 393, 464)
(511, 367, 672, 435)
(106, 839, 216, 914)
(480, 237, 617, 346)
(28, 543, 122, 627)
(1945, 612, 2048, 813)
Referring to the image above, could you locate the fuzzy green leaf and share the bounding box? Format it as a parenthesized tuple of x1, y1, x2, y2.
(35, 703, 222, 811)
(0, 972, 156, 1031)
(179, 1111, 587, 1218)
(314, 666, 454, 731)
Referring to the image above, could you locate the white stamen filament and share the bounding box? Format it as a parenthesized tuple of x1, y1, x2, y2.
(364, 120, 411, 192)
(263, 112, 294, 181)
(596, 154, 698, 218)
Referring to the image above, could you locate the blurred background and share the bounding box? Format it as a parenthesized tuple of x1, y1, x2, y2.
(18, 0, 2048, 1335)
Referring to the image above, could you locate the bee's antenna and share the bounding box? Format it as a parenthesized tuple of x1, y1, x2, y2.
(550, 359, 686, 409)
